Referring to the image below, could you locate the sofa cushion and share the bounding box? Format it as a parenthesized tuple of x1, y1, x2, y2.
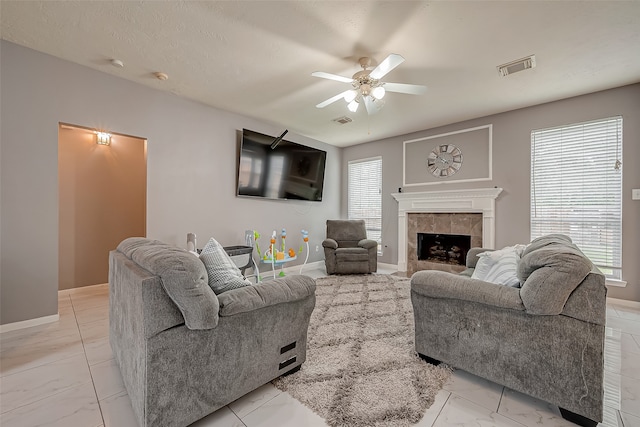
(411, 270, 525, 311)
(200, 237, 252, 295)
(117, 237, 219, 330)
(218, 275, 316, 316)
(521, 234, 572, 258)
(518, 245, 593, 315)
(335, 247, 370, 262)
(326, 219, 368, 242)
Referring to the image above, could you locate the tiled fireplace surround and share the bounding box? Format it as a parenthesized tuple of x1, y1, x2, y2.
(408, 213, 482, 276)
(392, 188, 503, 274)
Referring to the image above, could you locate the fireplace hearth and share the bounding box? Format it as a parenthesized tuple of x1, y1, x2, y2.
(417, 233, 471, 266)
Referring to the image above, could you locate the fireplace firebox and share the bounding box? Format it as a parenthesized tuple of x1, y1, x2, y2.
(417, 233, 471, 266)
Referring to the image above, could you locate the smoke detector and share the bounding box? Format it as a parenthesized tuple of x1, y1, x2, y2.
(332, 116, 353, 125)
(497, 55, 536, 77)
(154, 72, 169, 81)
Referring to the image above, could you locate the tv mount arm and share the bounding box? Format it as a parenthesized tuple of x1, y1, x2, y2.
(270, 129, 288, 150)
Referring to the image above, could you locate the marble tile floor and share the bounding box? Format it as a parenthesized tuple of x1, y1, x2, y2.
(1, 266, 639, 427)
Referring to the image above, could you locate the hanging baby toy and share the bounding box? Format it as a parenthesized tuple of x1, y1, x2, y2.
(299, 230, 310, 274)
(255, 228, 309, 279)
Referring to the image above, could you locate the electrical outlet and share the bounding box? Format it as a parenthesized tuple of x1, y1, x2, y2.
(315, 245, 319, 252)
(633, 189, 640, 200)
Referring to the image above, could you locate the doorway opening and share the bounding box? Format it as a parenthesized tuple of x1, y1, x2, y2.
(58, 123, 147, 290)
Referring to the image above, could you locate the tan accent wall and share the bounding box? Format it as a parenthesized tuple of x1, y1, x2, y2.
(58, 125, 146, 290)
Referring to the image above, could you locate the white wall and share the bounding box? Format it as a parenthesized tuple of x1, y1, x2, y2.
(343, 84, 640, 302)
(0, 41, 341, 325)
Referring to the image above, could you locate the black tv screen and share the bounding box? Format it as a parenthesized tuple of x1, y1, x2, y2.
(237, 129, 327, 202)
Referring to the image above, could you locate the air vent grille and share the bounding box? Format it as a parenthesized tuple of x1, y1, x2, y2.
(333, 116, 353, 125)
(497, 55, 536, 77)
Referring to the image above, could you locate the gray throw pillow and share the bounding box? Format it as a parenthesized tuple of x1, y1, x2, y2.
(200, 237, 252, 294)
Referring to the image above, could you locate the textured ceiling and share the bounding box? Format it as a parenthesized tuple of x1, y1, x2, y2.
(1, 1, 639, 147)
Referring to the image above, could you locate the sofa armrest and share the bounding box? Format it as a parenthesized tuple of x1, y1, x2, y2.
(116, 238, 220, 331)
(358, 239, 378, 250)
(110, 250, 211, 339)
(322, 238, 338, 249)
(411, 270, 524, 311)
(218, 275, 316, 316)
(466, 248, 495, 268)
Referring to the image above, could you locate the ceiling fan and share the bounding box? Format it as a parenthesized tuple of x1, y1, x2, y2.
(312, 53, 427, 115)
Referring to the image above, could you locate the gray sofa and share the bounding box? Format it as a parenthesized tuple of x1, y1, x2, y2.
(109, 238, 316, 427)
(322, 219, 378, 274)
(410, 234, 606, 427)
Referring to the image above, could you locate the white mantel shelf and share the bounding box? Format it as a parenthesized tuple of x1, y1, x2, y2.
(391, 188, 503, 272)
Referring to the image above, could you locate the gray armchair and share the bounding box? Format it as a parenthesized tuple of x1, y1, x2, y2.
(322, 219, 377, 274)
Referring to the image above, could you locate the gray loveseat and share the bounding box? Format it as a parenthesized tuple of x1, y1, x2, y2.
(410, 234, 606, 427)
(109, 238, 316, 427)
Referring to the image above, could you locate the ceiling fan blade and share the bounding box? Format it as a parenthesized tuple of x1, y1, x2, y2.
(363, 96, 383, 115)
(316, 90, 352, 108)
(311, 71, 353, 83)
(369, 54, 405, 79)
(383, 82, 427, 95)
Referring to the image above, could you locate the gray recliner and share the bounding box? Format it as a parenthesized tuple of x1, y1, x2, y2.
(322, 219, 377, 274)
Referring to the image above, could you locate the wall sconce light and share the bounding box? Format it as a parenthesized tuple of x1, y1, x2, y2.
(96, 132, 111, 145)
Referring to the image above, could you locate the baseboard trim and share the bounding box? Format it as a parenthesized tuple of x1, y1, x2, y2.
(0, 313, 60, 334)
(607, 297, 640, 309)
(296, 260, 324, 275)
(257, 260, 324, 280)
(377, 262, 399, 271)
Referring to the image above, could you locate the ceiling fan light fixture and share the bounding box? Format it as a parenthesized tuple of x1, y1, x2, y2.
(343, 90, 358, 103)
(313, 53, 424, 116)
(371, 86, 385, 100)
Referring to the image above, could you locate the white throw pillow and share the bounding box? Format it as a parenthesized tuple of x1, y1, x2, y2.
(471, 255, 494, 281)
(471, 245, 522, 287)
(483, 250, 521, 287)
(199, 237, 251, 294)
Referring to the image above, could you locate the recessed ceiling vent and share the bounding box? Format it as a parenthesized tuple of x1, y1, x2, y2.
(332, 116, 353, 125)
(497, 55, 536, 77)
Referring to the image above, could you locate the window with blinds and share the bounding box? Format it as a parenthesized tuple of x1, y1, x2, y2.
(348, 157, 382, 255)
(531, 116, 623, 280)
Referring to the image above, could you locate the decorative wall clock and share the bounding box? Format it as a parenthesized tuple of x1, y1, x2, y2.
(427, 144, 463, 177)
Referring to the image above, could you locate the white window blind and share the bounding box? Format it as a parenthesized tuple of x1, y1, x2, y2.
(531, 116, 623, 280)
(348, 157, 382, 254)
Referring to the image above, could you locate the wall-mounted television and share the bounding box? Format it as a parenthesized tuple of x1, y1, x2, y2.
(237, 129, 327, 202)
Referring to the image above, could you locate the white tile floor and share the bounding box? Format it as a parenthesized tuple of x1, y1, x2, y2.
(1, 266, 639, 427)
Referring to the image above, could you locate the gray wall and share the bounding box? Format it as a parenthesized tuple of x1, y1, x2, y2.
(0, 41, 341, 325)
(343, 84, 640, 302)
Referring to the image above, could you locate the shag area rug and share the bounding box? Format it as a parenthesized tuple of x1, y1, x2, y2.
(272, 274, 451, 427)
